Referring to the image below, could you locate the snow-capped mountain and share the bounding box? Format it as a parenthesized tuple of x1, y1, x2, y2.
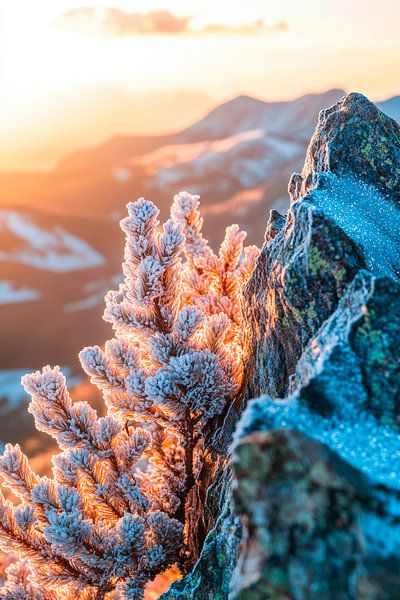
(181, 88, 345, 141)
(134, 129, 303, 193)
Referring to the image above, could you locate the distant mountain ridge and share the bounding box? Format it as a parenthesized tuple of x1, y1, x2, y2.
(377, 95, 400, 122)
(56, 89, 400, 174)
(58, 88, 346, 171)
(182, 88, 346, 140)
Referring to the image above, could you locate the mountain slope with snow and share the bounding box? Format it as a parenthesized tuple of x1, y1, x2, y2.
(181, 89, 345, 141)
(0, 209, 104, 272)
(138, 129, 303, 195)
(0, 281, 40, 305)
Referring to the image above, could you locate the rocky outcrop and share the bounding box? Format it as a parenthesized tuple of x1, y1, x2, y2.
(234, 270, 400, 598)
(289, 92, 400, 203)
(244, 93, 400, 400)
(232, 429, 364, 600)
(244, 198, 364, 399)
(163, 93, 400, 599)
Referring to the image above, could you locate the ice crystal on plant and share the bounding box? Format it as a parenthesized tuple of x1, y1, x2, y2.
(0, 193, 258, 599)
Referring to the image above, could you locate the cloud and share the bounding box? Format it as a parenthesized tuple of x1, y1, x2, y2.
(56, 8, 289, 37)
(57, 8, 190, 35)
(201, 19, 288, 35)
(269, 21, 290, 32)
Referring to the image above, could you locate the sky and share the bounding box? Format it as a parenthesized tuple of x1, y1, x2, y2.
(0, 0, 399, 168)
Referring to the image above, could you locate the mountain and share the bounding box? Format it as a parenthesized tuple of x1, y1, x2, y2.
(57, 88, 346, 172)
(0, 208, 104, 272)
(181, 88, 345, 141)
(377, 95, 400, 122)
(0, 87, 397, 451)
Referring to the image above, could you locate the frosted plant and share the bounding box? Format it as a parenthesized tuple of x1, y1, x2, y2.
(171, 192, 259, 332)
(0, 371, 182, 599)
(0, 193, 258, 598)
(0, 561, 58, 599)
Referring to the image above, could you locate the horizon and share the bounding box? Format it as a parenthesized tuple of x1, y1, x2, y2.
(1, 85, 398, 172)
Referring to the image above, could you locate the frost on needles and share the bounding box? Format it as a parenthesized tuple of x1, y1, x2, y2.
(0, 192, 259, 600)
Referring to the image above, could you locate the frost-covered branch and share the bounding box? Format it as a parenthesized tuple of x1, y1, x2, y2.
(0, 193, 258, 598)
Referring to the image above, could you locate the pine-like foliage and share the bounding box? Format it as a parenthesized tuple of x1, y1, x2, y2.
(0, 193, 258, 599)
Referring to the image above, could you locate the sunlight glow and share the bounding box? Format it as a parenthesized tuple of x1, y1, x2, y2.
(0, 0, 399, 169)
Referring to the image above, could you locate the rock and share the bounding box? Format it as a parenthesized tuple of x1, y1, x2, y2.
(244, 91, 400, 400)
(244, 183, 364, 400)
(161, 401, 244, 598)
(290, 270, 400, 427)
(164, 93, 400, 599)
(264, 209, 286, 242)
(160, 469, 241, 600)
(232, 429, 363, 600)
(289, 92, 400, 203)
(234, 269, 400, 598)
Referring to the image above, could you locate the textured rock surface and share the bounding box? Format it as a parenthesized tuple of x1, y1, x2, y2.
(290, 270, 400, 428)
(161, 401, 243, 599)
(232, 429, 363, 600)
(163, 93, 400, 599)
(244, 200, 364, 398)
(161, 470, 240, 600)
(289, 92, 400, 203)
(244, 93, 400, 401)
(235, 272, 400, 597)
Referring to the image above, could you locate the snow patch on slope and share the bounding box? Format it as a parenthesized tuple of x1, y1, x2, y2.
(0, 210, 104, 272)
(64, 274, 123, 312)
(113, 167, 131, 183)
(0, 281, 40, 305)
(139, 132, 303, 191)
(135, 129, 265, 170)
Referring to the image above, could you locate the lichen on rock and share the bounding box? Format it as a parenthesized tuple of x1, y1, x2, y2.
(289, 92, 400, 203)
